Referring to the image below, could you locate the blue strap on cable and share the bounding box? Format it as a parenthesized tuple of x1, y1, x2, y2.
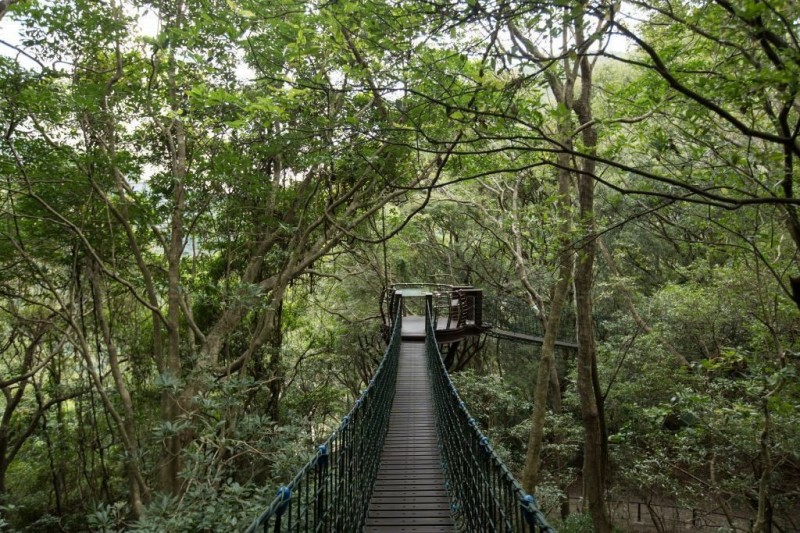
(275, 486, 292, 516)
(521, 494, 537, 524)
(317, 444, 329, 468)
(521, 493, 555, 531)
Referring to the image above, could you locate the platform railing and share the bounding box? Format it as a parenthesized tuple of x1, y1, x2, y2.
(425, 296, 555, 532)
(245, 301, 402, 532)
(383, 283, 483, 332)
(483, 294, 576, 346)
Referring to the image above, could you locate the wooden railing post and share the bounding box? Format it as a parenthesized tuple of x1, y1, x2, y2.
(473, 289, 483, 326)
(458, 288, 483, 326)
(425, 293, 434, 330)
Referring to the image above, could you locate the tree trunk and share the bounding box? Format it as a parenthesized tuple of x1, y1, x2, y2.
(521, 156, 573, 492)
(160, 174, 185, 494)
(574, 175, 610, 533)
(0, 0, 19, 21)
(158, 0, 188, 493)
(753, 400, 773, 533)
(266, 298, 284, 423)
(573, 22, 612, 531)
(89, 263, 149, 515)
(34, 380, 63, 515)
(160, 172, 185, 494)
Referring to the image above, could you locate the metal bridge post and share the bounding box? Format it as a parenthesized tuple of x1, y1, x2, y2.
(315, 445, 328, 529)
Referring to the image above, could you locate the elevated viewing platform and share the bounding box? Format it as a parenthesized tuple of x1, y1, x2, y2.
(382, 283, 486, 343)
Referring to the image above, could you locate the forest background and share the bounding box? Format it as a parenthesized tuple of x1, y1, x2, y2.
(0, 0, 798, 531)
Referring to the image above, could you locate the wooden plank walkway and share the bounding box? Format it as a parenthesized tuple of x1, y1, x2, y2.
(365, 340, 455, 532)
(400, 316, 480, 343)
(400, 316, 444, 338)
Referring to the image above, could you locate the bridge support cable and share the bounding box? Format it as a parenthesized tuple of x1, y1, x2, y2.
(425, 297, 555, 533)
(245, 302, 403, 533)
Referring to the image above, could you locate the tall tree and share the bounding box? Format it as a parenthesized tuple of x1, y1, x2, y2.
(606, 0, 800, 309)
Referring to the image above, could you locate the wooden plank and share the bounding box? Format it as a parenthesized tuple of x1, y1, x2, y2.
(370, 488, 449, 495)
(366, 517, 456, 526)
(379, 464, 441, 470)
(369, 496, 451, 504)
(375, 470, 445, 478)
(370, 503, 451, 511)
(368, 509, 451, 518)
(378, 464, 443, 471)
(364, 527, 454, 532)
(376, 475, 445, 482)
(364, 340, 455, 533)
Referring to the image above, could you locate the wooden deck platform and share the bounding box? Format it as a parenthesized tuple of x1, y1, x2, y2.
(401, 316, 482, 343)
(401, 316, 446, 338)
(364, 341, 455, 532)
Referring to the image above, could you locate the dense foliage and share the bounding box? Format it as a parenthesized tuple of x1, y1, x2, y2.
(0, 0, 798, 531)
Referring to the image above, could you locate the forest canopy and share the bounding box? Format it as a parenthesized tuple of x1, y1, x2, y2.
(0, 0, 798, 531)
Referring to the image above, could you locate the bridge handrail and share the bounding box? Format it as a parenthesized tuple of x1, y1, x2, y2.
(425, 297, 555, 532)
(245, 301, 403, 532)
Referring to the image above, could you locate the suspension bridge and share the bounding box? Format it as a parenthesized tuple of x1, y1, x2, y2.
(246, 285, 562, 532)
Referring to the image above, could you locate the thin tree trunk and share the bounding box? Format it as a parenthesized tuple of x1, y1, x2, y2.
(101, 0, 166, 376)
(754, 397, 774, 533)
(0, 327, 42, 496)
(159, 0, 188, 494)
(521, 157, 573, 492)
(266, 298, 285, 423)
(574, 175, 610, 533)
(89, 263, 149, 515)
(520, 271, 571, 492)
(34, 380, 63, 515)
(574, 17, 612, 530)
(550, 347, 570, 519)
(0, 0, 19, 21)
(160, 176, 184, 494)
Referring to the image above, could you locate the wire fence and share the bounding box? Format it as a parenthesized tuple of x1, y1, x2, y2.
(426, 298, 556, 532)
(483, 294, 577, 346)
(245, 303, 403, 532)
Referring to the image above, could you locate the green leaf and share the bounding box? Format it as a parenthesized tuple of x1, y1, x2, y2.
(226, 0, 255, 18)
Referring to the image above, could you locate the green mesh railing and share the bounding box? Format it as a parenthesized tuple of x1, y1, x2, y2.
(245, 303, 402, 532)
(426, 298, 555, 532)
